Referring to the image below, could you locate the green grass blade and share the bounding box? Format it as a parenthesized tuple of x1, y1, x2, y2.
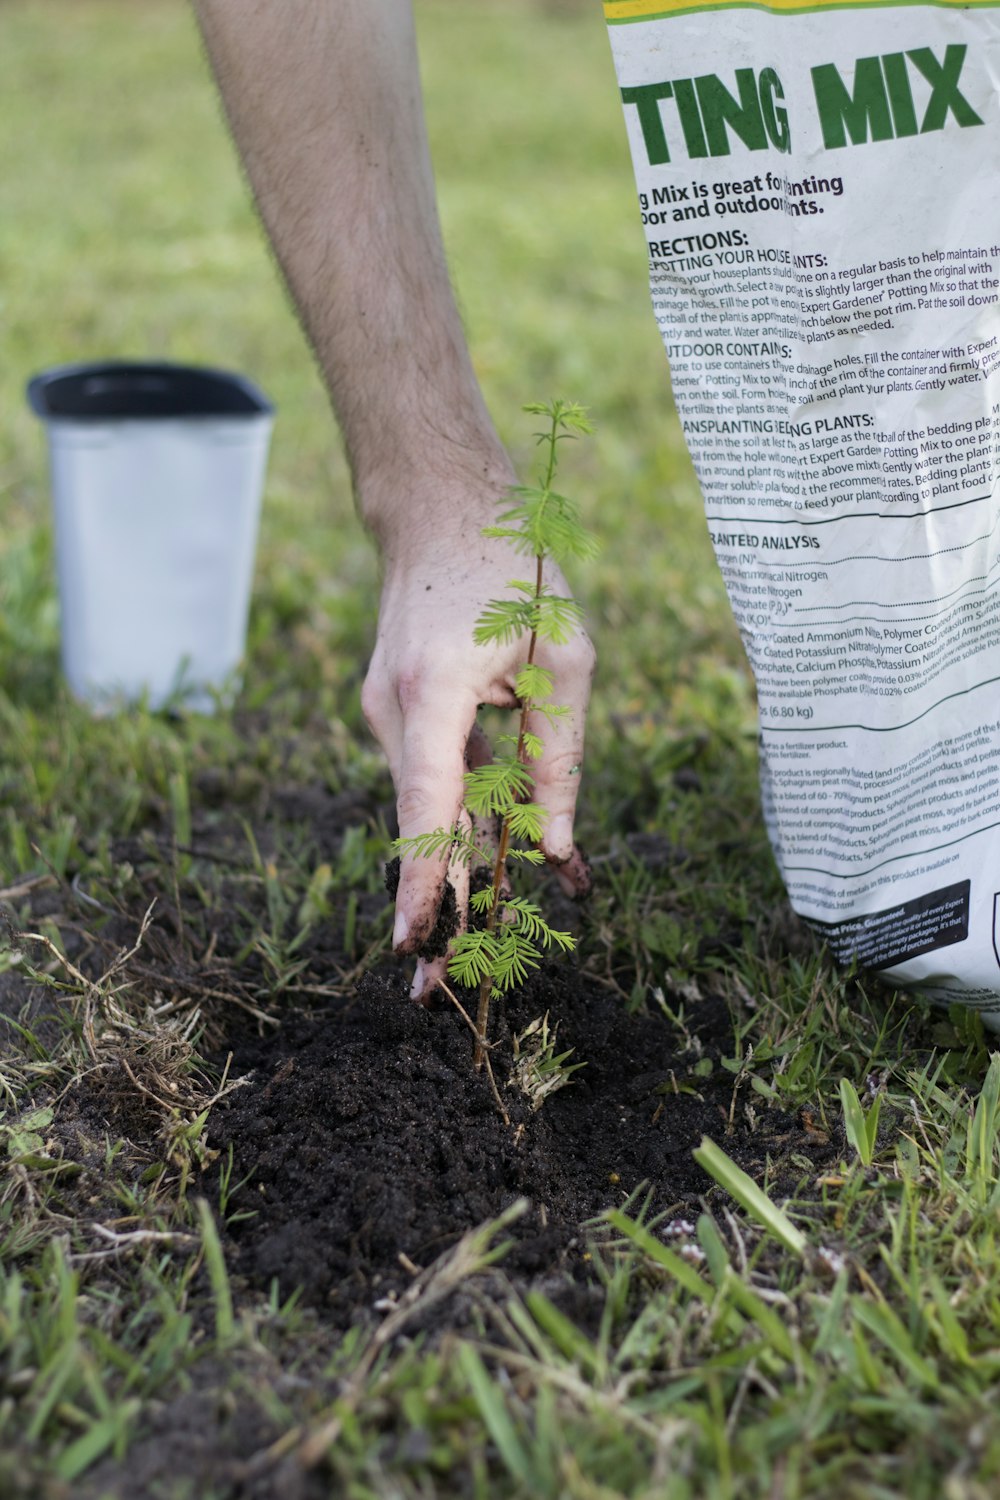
(457, 1343, 533, 1487)
(56, 1401, 142, 1482)
(26, 1340, 80, 1444)
(605, 1210, 746, 1338)
(196, 1198, 234, 1344)
(927, 1275, 971, 1366)
(694, 1138, 807, 1258)
(852, 1299, 939, 1391)
(840, 1079, 872, 1166)
(865, 1091, 883, 1159)
(966, 1052, 1000, 1187)
(524, 1291, 599, 1376)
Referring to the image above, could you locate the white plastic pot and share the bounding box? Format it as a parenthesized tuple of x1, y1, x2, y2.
(28, 361, 274, 712)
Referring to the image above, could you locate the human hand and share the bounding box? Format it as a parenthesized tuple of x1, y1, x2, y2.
(361, 496, 594, 1001)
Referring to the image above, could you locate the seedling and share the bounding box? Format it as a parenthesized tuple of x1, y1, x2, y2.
(840, 1077, 882, 1168)
(509, 1012, 585, 1111)
(395, 400, 597, 1066)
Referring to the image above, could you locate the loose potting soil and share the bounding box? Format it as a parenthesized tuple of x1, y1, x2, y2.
(0, 773, 839, 1498)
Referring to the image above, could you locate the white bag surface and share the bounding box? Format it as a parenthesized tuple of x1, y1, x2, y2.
(605, 0, 1000, 1024)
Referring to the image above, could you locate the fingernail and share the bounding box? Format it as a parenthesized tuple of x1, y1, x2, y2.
(546, 814, 574, 861)
(410, 962, 433, 1005)
(393, 909, 410, 951)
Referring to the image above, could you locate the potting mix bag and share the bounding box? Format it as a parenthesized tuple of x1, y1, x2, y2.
(605, 0, 1000, 1024)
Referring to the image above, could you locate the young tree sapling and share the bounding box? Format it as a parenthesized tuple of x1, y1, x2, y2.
(394, 400, 597, 1068)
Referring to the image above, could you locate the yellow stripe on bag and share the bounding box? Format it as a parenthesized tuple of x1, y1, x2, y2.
(605, 0, 1000, 22)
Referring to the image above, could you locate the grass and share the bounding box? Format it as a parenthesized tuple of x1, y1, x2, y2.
(2, 1, 1000, 1496)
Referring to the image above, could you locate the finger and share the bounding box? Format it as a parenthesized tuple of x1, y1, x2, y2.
(464, 721, 507, 901)
(529, 635, 595, 897)
(360, 649, 404, 786)
(411, 953, 448, 1004)
(410, 806, 472, 1001)
(465, 722, 493, 772)
(392, 683, 479, 953)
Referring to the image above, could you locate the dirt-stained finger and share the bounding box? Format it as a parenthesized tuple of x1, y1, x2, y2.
(529, 633, 595, 897)
(392, 684, 478, 954)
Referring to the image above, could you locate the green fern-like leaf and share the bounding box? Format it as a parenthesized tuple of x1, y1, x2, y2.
(531, 702, 570, 723)
(473, 599, 536, 647)
(448, 930, 501, 988)
(530, 594, 585, 645)
(464, 758, 534, 817)
(515, 664, 553, 702)
(479, 513, 538, 557)
(494, 488, 597, 568)
(505, 803, 547, 842)
(542, 500, 599, 564)
(393, 826, 488, 866)
(544, 927, 576, 953)
(501, 897, 547, 940)
(480, 525, 527, 544)
(522, 398, 592, 437)
(551, 401, 593, 435)
(491, 928, 543, 991)
(493, 732, 542, 761)
(503, 898, 576, 954)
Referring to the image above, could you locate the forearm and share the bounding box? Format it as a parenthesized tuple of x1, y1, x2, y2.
(192, 0, 510, 547)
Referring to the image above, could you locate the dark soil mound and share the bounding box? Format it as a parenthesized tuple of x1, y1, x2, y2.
(210, 967, 819, 1326)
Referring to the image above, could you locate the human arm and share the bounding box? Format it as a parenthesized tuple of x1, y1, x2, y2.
(191, 0, 594, 994)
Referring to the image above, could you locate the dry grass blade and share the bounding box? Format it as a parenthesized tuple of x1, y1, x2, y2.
(15, 901, 158, 1059)
(71, 1224, 200, 1264)
(10, 903, 248, 1147)
(0, 874, 59, 903)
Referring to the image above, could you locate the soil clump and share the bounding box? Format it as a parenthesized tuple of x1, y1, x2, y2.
(209, 966, 824, 1328)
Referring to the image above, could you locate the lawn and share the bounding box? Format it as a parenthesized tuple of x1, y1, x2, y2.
(2, 3, 1000, 1498)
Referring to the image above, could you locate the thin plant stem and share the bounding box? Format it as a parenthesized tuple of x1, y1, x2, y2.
(474, 547, 545, 1070)
(439, 980, 510, 1125)
(474, 405, 565, 1069)
(393, 401, 590, 1072)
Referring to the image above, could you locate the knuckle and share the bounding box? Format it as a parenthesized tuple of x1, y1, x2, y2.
(543, 633, 596, 683)
(360, 673, 387, 733)
(392, 660, 434, 717)
(566, 634, 597, 679)
(396, 782, 446, 830)
(395, 666, 425, 714)
(536, 747, 585, 784)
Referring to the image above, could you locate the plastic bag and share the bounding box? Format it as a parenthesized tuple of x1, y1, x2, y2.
(605, 0, 1000, 1024)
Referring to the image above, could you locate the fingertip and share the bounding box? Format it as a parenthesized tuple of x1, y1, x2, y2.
(411, 957, 445, 1004)
(392, 857, 447, 953)
(392, 908, 410, 952)
(546, 843, 592, 900)
(542, 813, 575, 864)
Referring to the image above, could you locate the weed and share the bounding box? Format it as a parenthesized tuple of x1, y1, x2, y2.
(840, 1076, 883, 1167)
(509, 1012, 585, 1112)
